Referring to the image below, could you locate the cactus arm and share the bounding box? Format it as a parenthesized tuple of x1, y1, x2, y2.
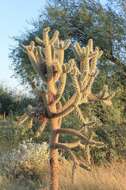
(54, 128, 104, 147)
(74, 42, 82, 57)
(53, 104, 75, 118)
(36, 46, 46, 78)
(81, 45, 90, 78)
(58, 48, 64, 66)
(51, 73, 67, 106)
(51, 142, 80, 184)
(88, 93, 114, 106)
(48, 71, 81, 118)
(34, 117, 48, 137)
(72, 75, 80, 94)
(62, 59, 80, 75)
(54, 59, 81, 110)
(83, 69, 99, 93)
(57, 41, 65, 66)
(74, 39, 102, 92)
(35, 36, 43, 45)
(79, 122, 96, 132)
(84, 130, 93, 164)
(54, 141, 81, 149)
(90, 140, 105, 147)
(50, 143, 91, 170)
(51, 142, 91, 180)
(22, 43, 46, 81)
(88, 39, 93, 53)
(62, 140, 80, 149)
(54, 128, 96, 145)
(50, 143, 78, 162)
(50, 142, 79, 182)
(50, 31, 59, 45)
(50, 92, 81, 118)
(43, 27, 55, 85)
(58, 73, 67, 97)
(59, 141, 86, 150)
(74, 106, 87, 124)
(27, 118, 33, 129)
(80, 41, 94, 89)
(48, 66, 91, 118)
(90, 48, 99, 73)
(17, 114, 29, 126)
(22, 44, 39, 73)
(91, 143, 106, 148)
(88, 85, 115, 106)
(47, 95, 79, 119)
(64, 39, 71, 50)
(57, 39, 71, 67)
(79, 69, 99, 104)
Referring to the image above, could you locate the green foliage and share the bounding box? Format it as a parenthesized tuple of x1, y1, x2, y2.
(10, 0, 126, 85)
(0, 85, 34, 116)
(0, 85, 15, 115)
(0, 123, 33, 152)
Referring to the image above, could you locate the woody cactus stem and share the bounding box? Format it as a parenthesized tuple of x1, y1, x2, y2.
(22, 27, 114, 190)
(43, 27, 60, 190)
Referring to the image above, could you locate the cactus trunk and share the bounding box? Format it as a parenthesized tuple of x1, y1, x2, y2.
(49, 116, 60, 190)
(48, 80, 60, 190)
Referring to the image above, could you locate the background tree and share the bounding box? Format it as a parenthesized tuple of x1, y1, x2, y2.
(0, 85, 33, 117)
(10, 0, 126, 83)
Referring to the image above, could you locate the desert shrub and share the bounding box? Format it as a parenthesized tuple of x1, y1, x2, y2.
(0, 85, 15, 116)
(0, 123, 35, 151)
(0, 141, 49, 190)
(0, 85, 34, 118)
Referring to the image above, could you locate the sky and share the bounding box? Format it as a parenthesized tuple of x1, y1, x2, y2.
(0, 0, 46, 94)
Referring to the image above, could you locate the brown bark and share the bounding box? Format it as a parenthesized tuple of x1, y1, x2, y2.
(48, 85, 61, 190)
(49, 115, 60, 190)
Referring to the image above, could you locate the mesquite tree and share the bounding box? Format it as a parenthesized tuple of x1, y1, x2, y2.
(18, 27, 114, 190)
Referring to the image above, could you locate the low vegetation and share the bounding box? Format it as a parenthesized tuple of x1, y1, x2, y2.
(0, 135, 126, 190)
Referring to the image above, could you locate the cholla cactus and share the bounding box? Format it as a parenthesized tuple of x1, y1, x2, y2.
(18, 27, 114, 190)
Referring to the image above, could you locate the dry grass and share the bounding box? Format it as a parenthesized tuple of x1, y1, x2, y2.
(3, 159, 124, 190)
(0, 140, 126, 190)
(60, 160, 126, 190)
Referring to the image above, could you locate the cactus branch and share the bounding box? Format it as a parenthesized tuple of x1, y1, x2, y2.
(17, 113, 29, 126)
(35, 117, 48, 137)
(74, 106, 87, 124)
(50, 143, 91, 171)
(54, 128, 96, 145)
(50, 31, 59, 45)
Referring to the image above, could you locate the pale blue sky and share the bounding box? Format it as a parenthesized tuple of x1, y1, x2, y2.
(0, 0, 46, 93)
(0, 0, 106, 94)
